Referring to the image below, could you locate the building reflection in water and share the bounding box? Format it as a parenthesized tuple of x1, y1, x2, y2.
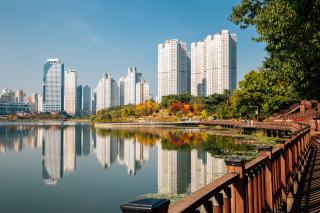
(0, 126, 230, 193)
(191, 150, 226, 193)
(95, 134, 150, 176)
(157, 143, 191, 194)
(42, 127, 63, 186)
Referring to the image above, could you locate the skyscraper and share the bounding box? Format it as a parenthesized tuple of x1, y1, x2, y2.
(157, 39, 190, 101)
(135, 80, 151, 104)
(191, 30, 237, 96)
(82, 85, 91, 115)
(124, 67, 142, 105)
(191, 41, 206, 97)
(15, 89, 24, 103)
(205, 30, 237, 95)
(64, 69, 77, 115)
(118, 77, 126, 106)
(76, 85, 82, 115)
(43, 59, 64, 112)
(96, 73, 119, 111)
(92, 89, 97, 114)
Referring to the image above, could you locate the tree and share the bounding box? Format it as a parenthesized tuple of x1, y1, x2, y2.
(230, 70, 298, 119)
(202, 91, 230, 114)
(230, 0, 320, 99)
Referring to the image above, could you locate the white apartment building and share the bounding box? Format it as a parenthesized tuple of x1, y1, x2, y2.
(135, 80, 150, 104)
(96, 73, 119, 111)
(124, 67, 142, 105)
(191, 30, 237, 96)
(157, 39, 190, 100)
(118, 77, 126, 106)
(206, 30, 237, 95)
(191, 41, 206, 97)
(64, 69, 77, 115)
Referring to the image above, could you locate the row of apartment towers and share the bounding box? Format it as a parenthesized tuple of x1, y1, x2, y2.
(158, 29, 237, 100)
(42, 59, 151, 114)
(42, 30, 236, 113)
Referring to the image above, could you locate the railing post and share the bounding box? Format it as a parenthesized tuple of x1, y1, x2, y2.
(225, 157, 246, 213)
(258, 146, 273, 212)
(246, 173, 254, 213)
(275, 138, 287, 211)
(222, 187, 231, 213)
(213, 193, 223, 213)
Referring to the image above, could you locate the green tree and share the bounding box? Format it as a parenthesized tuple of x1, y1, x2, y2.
(230, 70, 298, 119)
(230, 0, 320, 99)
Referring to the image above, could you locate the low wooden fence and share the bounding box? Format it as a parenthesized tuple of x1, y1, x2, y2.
(168, 123, 311, 212)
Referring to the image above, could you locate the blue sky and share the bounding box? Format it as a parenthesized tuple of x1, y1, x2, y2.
(0, 0, 265, 95)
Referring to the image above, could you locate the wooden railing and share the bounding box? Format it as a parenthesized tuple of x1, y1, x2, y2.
(201, 120, 292, 131)
(168, 123, 311, 212)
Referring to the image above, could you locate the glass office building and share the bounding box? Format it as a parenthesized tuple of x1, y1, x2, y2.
(43, 59, 64, 112)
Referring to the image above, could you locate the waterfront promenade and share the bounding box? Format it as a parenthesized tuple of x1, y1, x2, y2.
(292, 135, 320, 212)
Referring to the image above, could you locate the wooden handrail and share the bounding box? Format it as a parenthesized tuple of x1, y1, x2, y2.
(168, 173, 239, 213)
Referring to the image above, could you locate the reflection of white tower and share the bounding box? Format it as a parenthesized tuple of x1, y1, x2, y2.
(135, 142, 150, 165)
(42, 128, 62, 186)
(191, 150, 226, 193)
(124, 138, 136, 175)
(96, 134, 117, 168)
(157, 143, 191, 194)
(206, 153, 226, 183)
(191, 150, 207, 192)
(37, 127, 43, 148)
(63, 126, 76, 174)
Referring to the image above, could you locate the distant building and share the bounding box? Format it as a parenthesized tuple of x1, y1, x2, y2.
(118, 77, 126, 106)
(191, 41, 206, 97)
(96, 73, 119, 111)
(64, 69, 77, 115)
(38, 94, 43, 113)
(27, 93, 38, 113)
(0, 89, 15, 103)
(92, 89, 97, 114)
(119, 67, 150, 105)
(82, 85, 91, 115)
(15, 89, 24, 103)
(0, 103, 31, 115)
(135, 80, 151, 104)
(76, 85, 82, 115)
(157, 39, 190, 101)
(124, 67, 142, 105)
(43, 58, 64, 112)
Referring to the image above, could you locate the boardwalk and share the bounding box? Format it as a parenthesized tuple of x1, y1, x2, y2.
(292, 135, 320, 212)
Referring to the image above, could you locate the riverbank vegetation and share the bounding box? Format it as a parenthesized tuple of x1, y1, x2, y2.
(90, 93, 230, 122)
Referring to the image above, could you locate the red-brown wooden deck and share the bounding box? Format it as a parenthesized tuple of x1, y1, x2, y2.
(292, 136, 320, 213)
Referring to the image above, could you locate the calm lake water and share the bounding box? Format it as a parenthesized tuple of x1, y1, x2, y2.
(0, 122, 257, 213)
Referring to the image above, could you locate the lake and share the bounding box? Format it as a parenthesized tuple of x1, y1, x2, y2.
(0, 122, 257, 213)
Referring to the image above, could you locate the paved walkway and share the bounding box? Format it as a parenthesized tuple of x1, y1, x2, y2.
(292, 135, 320, 213)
